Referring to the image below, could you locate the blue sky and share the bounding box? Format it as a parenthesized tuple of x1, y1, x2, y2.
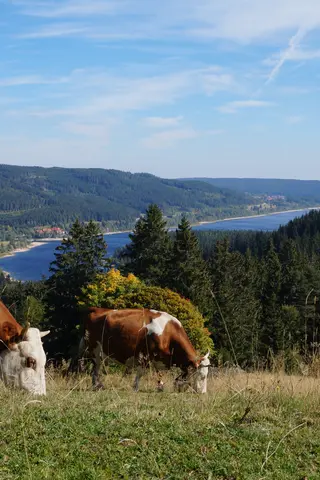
(1, 0, 320, 179)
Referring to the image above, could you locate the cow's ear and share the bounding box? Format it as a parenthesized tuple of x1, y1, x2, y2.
(20, 322, 30, 340)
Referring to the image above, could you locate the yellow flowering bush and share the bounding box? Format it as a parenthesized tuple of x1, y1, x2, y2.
(80, 269, 214, 354)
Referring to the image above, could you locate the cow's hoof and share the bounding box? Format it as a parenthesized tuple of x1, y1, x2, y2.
(93, 383, 105, 391)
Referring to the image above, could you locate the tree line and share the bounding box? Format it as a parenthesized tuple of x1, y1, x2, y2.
(1, 206, 320, 372)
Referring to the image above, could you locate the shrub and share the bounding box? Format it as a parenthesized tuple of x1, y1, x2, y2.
(80, 269, 214, 354)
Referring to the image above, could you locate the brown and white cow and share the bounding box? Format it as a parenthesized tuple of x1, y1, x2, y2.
(78, 308, 211, 393)
(0, 300, 24, 352)
(0, 300, 50, 395)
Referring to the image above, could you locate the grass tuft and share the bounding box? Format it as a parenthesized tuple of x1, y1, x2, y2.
(1, 370, 320, 479)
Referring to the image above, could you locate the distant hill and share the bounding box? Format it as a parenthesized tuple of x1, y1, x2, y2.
(186, 178, 320, 203)
(0, 165, 253, 229)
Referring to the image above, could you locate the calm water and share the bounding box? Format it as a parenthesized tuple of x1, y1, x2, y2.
(0, 209, 314, 281)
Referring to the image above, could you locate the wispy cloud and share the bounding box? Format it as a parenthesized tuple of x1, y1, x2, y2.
(142, 126, 223, 148)
(142, 127, 198, 148)
(264, 48, 320, 67)
(265, 28, 307, 84)
(20, 0, 122, 18)
(62, 121, 111, 140)
(13, 67, 235, 119)
(144, 116, 183, 128)
(17, 23, 87, 39)
(218, 100, 275, 114)
(0, 75, 67, 87)
(16, 0, 320, 44)
(286, 115, 304, 124)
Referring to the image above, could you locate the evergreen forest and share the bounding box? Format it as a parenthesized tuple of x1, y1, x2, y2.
(1, 206, 320, 373)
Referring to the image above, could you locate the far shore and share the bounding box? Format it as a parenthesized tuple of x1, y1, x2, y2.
(197, 206, 320, 226)
(0, 241, 50, 259)
(0, 205, 319, 263)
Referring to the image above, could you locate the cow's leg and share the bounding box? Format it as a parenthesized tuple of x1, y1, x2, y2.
(156, 370, 164, 392)
(133, 365, 144, 392)
(92, 342, 105, 390)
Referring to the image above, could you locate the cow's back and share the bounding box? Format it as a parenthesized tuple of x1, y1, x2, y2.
(85, 308, 153, 364)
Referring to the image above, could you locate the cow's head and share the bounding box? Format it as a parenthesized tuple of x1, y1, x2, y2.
(0, 325, 50, 396)
(174, 352, 211, 394)
(193, 352, 210, 393)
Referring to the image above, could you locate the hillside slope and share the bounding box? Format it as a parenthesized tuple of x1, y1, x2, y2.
(0, 165, 252, 229)
(189, 177, 320, 202)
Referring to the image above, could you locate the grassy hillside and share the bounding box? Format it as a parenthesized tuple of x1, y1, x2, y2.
(0, 165, 252, 230)
(1, 370, 319, 479)
(190, 177, 320, 203)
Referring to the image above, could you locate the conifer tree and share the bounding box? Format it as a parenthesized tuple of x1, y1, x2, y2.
(124, 204, 170, 286)
(46, 219, 108, 357)
(169, 216, 211, 314)
(208, 240, 261, 366)
(260, 238, 282, 359)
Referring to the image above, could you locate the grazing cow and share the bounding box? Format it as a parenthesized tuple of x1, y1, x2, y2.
(0, 301, 50, 395)
(78, 308, 211, 393)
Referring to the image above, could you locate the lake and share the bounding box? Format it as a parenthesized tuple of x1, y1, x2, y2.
(0, 209, 314, 281)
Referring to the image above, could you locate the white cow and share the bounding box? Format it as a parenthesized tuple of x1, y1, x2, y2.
(0, 327, 50, 395)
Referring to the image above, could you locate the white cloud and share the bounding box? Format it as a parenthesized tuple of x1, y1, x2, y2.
(188, 0, 320, 42)
(218, 100, 275, 114)
(62, 121, 111, 140)
(205, 129, 225, 136)
(14, 67, 235, 118)
(286, 115, 304, 124)
(144, 116, 183, 128)
(142, 126, 224, 148)
(265, 28, 307, 84)
(15, 0, 320, 44)
(21, 0, 122, 18)
(265, 48, 320, 67)
(0, 75, 67, 87)
(17, 23, 87, 39)
(142, 128, 198, 149)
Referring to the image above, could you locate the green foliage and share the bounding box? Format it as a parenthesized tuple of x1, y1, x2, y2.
(0, 280, 47, 327)
(208, 239, 261, 366)
(168, 216, 212, 315)
(197, 177, 320, 203)
(0, 164, 253, 230)
(46, 219, 108, 358)
(124, 204, 171, 286)
(260, 239, 282, 359)
(80, 269, 213, 354)
(22, 295, 46, 329)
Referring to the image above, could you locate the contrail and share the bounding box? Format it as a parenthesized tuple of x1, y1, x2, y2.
(265, 27, 307, 85)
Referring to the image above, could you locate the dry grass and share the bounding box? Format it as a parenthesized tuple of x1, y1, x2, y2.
(1, 369, 320, 479)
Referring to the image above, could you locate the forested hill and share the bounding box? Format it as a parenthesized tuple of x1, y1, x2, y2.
(188, 178, 320, 203)
(0, 164, 252, 229)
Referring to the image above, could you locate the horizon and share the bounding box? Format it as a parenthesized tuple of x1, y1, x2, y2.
(1, 1, 320, 179)
(1, 162, 320, 182)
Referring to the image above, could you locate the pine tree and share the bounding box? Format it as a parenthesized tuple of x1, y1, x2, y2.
(279, 239, 305, 306)
(124, 204, 171, 286)
(46, 219, 108, 358)
(208, 240, 261, 367)
(260, 238, 282, 360)
(168, 216, 211, 314)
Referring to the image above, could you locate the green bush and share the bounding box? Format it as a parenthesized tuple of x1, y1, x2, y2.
(80, 269, 214, 354)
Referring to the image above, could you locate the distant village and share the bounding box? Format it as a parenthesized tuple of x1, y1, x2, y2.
(34, 226, 66, 238)
(247, 194, 286, 213)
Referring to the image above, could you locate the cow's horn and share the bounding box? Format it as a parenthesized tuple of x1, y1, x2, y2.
(40, 330, 50, 338)
(20, 322, 30, 339)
